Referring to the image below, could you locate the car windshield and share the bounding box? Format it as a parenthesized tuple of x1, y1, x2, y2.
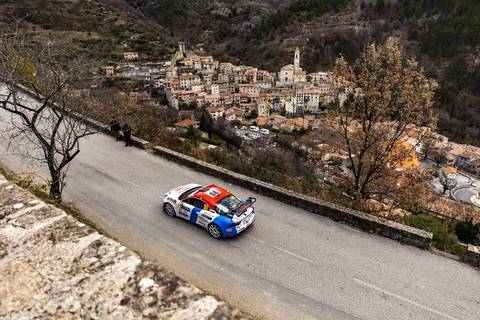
(215, 194, 242, 215)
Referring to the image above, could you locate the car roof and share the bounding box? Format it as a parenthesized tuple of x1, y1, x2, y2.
(191, 184, 231, 208)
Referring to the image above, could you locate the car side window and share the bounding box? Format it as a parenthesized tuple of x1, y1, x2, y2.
(185, 198, 207, 209)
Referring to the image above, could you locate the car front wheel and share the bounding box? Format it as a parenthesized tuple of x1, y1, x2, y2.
(208, 224, 222, 239)
(163, 203, 176, 217)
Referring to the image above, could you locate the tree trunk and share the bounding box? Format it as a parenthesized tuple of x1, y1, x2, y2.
(49, 170, 62, 200)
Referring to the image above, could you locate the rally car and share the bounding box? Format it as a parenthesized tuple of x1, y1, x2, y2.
(162, 184, 256, 239)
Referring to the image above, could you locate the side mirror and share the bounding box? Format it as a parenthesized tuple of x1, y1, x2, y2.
(245, 197, 256, 205)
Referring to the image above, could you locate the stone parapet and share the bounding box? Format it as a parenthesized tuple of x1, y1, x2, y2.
(465, 244, 480, 268)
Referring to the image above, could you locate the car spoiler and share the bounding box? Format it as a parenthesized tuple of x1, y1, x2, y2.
(231, 197, 256, 217)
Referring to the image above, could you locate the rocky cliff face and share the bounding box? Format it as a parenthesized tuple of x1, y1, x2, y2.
(0, 174, 252, 320)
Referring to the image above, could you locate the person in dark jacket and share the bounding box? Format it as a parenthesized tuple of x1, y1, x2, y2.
(122, 124, 132, 147)
(110, 117, 121, 140)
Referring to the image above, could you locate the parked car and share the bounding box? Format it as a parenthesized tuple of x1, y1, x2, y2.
(162, 184, 256, 239)
(249, 125, 260, 132)
(247, 133, 261, 139)
(260, 128, 270, 135)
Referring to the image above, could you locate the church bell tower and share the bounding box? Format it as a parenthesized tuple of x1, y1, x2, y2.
(294, 47, 300, 68)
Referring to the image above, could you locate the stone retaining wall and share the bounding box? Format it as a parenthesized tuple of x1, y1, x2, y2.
(0, 173, 253, 319)
(465, 245, 480, 268)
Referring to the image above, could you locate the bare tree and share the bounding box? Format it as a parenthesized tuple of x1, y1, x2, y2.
(420, 130, 437, 160)
(0, 32, 95, 199)
(329, 37, 438, 205)
(439, 170, 457, 195)
(431, 148, 449, 168)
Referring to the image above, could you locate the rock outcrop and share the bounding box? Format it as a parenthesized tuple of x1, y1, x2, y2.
(0, 174, 252, 320)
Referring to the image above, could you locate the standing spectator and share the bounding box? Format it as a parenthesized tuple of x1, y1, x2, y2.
(110, 117, 121, 141)
(122, 124, 132, 147)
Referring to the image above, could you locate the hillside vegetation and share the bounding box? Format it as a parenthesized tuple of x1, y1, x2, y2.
(1, 0, 479, 146)
(0, 0, 175, 60)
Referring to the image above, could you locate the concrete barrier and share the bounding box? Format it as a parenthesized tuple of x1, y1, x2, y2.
(465, 245, 480, 268)
(131, 136, 150, 149)
(153, 146, 433, 249)
(70, 112, 110, 133)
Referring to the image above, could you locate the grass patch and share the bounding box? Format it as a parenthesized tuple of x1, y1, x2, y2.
(402, 214, 466, 257)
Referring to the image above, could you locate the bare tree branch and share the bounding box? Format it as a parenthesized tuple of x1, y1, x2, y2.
(327, 37, 438, 210)
(0, 31, 96, 199)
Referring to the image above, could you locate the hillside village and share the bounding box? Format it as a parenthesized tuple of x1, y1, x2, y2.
(102, 44, 480, 182)
(104, 43, 341, 133)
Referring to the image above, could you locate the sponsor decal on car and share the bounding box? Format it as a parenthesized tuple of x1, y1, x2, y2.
(205, 188, 221, 198)
(164, 183, 256, 238)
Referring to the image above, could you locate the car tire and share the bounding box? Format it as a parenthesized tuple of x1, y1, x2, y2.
(163, 203, 176, 217)
(208, 224, 222, 239)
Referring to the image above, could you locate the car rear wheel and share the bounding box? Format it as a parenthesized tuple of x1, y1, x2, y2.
(163, 203, 176, 217)
(208, 224, 222, 239)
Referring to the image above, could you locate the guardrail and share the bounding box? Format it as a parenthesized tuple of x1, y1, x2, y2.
(12, 84, 434, 250)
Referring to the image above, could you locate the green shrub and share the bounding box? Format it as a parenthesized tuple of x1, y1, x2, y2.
(403, 214, 446, 234)
(455, 219, 480, 244)
(200, 134, 224, 146)
(403, 214, 465, 257)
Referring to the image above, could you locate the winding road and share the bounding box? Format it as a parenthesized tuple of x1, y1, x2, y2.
(0, 94, 479, 320)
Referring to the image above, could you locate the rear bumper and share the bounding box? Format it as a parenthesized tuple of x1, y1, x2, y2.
(235, 212, 256, 235)
(221, 213, 255, 238)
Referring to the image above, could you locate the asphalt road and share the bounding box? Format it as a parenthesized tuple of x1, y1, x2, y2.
(0, 105, 479, 320)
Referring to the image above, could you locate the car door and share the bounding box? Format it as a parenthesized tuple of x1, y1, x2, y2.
(196, 207, 217, 228)
(178, 199, 194, 220)
(184, 198, 217, 227)
(182, 198, 206, 224)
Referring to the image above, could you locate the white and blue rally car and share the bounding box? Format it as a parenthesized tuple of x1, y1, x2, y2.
(162, 183, 256, 239)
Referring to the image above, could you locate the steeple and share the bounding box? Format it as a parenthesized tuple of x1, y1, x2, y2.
(294, 47, 300, 68)
(179, 42, 186, 57)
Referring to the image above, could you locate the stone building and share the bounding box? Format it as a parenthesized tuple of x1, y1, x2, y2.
(277, 48, 306, 87)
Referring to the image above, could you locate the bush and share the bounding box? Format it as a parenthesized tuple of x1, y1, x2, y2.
(455, 219, 480, 244)
(402, 214, 465, 257)
(200, 134, 224, 146)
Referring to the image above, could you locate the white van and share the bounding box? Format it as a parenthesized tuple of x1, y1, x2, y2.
(249, 125, 260, 132)
(260, 128, 270, 135)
